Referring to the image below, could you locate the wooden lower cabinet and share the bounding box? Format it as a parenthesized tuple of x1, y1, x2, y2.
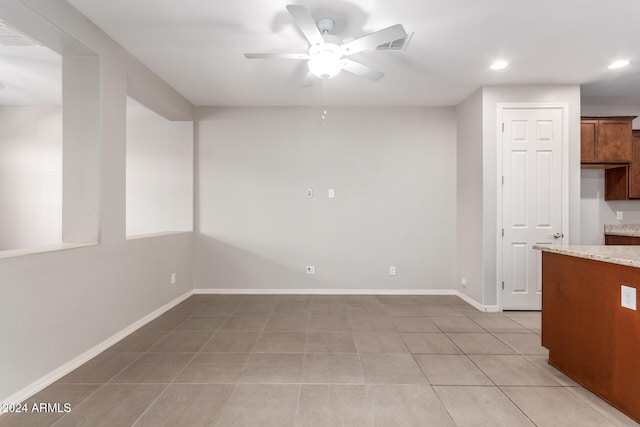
(605, 234, 640, 245)
(542, 252, 640, 422)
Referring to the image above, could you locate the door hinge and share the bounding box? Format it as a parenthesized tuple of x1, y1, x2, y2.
(502, 176, 504, 185)
(502, 123, 505, 132)
(502, 281, 505, 290)
(501, 228, 504, 237)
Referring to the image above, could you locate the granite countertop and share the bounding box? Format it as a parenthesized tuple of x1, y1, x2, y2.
(533, 245, 640, 268)
(604, 224, 640, 237)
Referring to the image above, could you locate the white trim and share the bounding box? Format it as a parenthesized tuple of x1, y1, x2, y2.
(194, 288, 457, 295)
(0, 242, 99, 260)
(496, 102, 570, 311)
(1, 290, 193, 407)
(457, 291, 500, 312)
(195, 288, 500, 312)
(126, 230, 192, 240)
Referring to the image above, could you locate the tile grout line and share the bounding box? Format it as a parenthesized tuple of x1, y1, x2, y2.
(460, 315, 558, 427)
(129, 296, 249, 425)
(563, 386, 633, 427)
(210, 295, 250, 427)
(129, 299, 227, 426)
(50, 350, 148, 427)
(496, 385, 543, 427)
(40, 296, 614, 427)
(428, 384, 460, 426)
(49, 305, 202, 426)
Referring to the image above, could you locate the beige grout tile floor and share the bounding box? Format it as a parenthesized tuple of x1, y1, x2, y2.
(1, 294, 638, 426)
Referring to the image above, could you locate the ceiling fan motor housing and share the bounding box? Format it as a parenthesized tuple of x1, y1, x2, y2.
(317, 17, 334, 34)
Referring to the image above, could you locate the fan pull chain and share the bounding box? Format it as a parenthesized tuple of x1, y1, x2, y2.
(319, 78, 328, 125)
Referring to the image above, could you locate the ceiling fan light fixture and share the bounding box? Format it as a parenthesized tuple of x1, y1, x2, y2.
(490, 60, 509, 70)
(308, 45, 344, 79)
(608, 59, 630, 70)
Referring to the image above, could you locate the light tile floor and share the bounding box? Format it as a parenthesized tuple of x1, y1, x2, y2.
(1, 294, 638, 426)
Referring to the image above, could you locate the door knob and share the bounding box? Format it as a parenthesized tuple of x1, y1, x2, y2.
(553, 232, 564, 239)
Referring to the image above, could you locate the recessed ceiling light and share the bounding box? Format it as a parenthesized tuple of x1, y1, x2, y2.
(608, 60, 630, 70)
(490, 60, 509, 70)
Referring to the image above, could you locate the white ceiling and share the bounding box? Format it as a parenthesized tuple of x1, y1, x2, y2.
(65, 0, 640, 107)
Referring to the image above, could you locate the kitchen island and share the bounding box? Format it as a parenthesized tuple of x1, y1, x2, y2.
(535, 245, 640, 422)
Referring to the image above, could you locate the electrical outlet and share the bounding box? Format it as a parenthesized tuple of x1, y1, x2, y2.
(616, 211, 623, 220)
(170, 273, 176, 285)
(621, 285, 636, 310)
(328, 188, 335, 198)
(306, 266, 315, 275)
(389, 266, 396, 276)
(306, 189, 313, 198)
(461, 278, 467, 288)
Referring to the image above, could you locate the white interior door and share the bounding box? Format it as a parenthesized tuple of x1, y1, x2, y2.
(502, 107, 564, 310)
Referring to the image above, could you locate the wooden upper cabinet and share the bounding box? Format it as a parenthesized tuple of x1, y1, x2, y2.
(581, 116, 635, 164)
(628, 130, 640, 198)
(605, 166, 629, 200)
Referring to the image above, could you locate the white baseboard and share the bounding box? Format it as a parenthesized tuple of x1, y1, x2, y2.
(194, 288, 501, 312)
(1, 290, 193, 407)
(456, 291, 500, 312)
(194, 288, 458, 296)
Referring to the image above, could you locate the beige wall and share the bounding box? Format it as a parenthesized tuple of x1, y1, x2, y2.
(0, 106, 62, 251)
(126, 98, 193, 237)
(456, 89, 484, 303)
(0, 0, 194, 403)
(194, 107, 457, 292)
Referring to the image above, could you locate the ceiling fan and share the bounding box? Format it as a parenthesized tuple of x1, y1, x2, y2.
(244, 5, 407, 86)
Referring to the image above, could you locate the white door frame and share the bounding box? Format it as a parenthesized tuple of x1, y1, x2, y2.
(496, 102, 570, 311)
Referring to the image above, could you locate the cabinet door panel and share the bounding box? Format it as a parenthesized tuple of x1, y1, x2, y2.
(604, 166, 629, 200)
(580, 120, 598, 163)
(628, 131, 640, 198)
(597, 120, 632, 162)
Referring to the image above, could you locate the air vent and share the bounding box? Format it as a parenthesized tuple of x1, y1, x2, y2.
(376, 31, 413, 51)
(0, 21, 37, 46)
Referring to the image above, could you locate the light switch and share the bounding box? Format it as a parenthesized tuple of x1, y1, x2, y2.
(328, 188, 335, 198)
(306, 189, 313, 198)
(389, 266, 396, 276)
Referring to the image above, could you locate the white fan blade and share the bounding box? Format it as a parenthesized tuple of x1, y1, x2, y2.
(300, 71, 316, 87)
(342, 59, 384, 81)
(245, 53, 309, 59)
(341, 24, 406, 55)
(286, 4, 325, 46)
